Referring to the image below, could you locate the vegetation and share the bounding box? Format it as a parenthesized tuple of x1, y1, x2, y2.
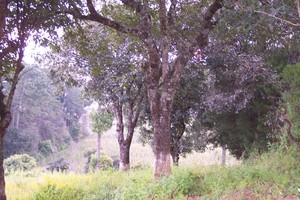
(5, 144, 299, 199)
(4, 154, 36, 174)
(89, 109, 114, 170)
(1, 0, 300, 199)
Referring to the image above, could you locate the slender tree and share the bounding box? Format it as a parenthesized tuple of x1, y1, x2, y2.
(90, 109, 113, 169)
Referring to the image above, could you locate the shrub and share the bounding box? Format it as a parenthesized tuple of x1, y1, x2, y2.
(4, 154, 36, 173)
(84, 149, 113, 172)
(38, 140, 53, 158)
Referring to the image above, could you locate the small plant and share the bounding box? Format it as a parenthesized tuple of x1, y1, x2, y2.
(4, 154, 36, 173)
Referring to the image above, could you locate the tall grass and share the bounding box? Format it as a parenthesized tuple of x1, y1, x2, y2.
(6, 144, 300, 200)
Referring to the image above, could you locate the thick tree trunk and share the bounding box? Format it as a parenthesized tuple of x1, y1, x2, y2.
(0, 113, 12, 200)
(119, 143, 130, 170)
(96, 133, 101, 169)
(152, 97, 173, 177)
(0, 130, 6, 200)
(153, 122, 171, 177)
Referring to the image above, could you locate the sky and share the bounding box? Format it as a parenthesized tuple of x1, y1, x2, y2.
(23, 40, 48, 65)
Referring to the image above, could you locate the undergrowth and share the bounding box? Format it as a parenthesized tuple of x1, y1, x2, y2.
(6, 145, 300, 200)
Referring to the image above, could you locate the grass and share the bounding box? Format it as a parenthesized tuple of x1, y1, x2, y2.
(39, 124, 239, 173)
(6, 145, 300, 200)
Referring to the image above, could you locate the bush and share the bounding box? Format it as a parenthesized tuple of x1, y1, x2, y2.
(84, 149, 113, 172)
(38, 140, 53, 158)
(4, 154, 36, 173)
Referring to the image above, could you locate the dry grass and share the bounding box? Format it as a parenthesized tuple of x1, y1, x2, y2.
(41, 123, 239, 172)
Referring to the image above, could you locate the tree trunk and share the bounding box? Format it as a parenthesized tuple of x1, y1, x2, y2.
(171, 140, 180, 166)
(112, 89, 143, 171)
(15, 79, 26, 129)
(221, 144, 226, 166)
(151, 96, 172, 177)
(0, 113, 12, 200)
(153, 120, 172, 177)
(96, 133, 101, 169)
(119, 143, 130, 170)
(170, 120, 185, 166)
(0, 130, 6, 200)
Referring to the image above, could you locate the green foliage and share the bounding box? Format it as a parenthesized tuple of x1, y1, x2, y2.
(89, 154, 113, 171)
(89, 110, 114, 135)
(85, 150, 113, 172)
(62, 87, 86, 141)
(4, 154, 36, 173)
(34, 184, 85, 200)
(146, 170, 201, 199)
(9, 66, 71, 158)
(3, 127, 32, 158)
(5, 145, 300, 199)
(282, 62, 300, 139)
(200, 145, 300, 198)
(69, 122, 81, 141)
(38, 140, 53, 158)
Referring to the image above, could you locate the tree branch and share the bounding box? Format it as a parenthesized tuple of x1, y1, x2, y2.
(193, 0, 223, 50)
(254, 10, 300, 27)
(67, 0, 139, 35)
(281, 108, 300, 150)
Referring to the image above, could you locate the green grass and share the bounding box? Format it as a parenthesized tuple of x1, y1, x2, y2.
(6, 146, 300, 200)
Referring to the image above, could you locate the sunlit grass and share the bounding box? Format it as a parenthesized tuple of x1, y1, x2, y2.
(6, 146, 300, 200)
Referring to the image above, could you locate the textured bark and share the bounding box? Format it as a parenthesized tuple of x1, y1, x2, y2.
(119, 143, 130, 170)
(0, 129, 6, 200)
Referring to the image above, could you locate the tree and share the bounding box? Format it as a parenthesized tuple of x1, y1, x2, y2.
(0, 1, 72, 198)
(61, 88, 86, 141)
(61, 0, 223, 178)
(8, 66, 70, 158)
(90, 109, 113, 169)
(139, 61, 208, 165)
(48, 25, 146, 171)
(199, 46, 281, 158)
